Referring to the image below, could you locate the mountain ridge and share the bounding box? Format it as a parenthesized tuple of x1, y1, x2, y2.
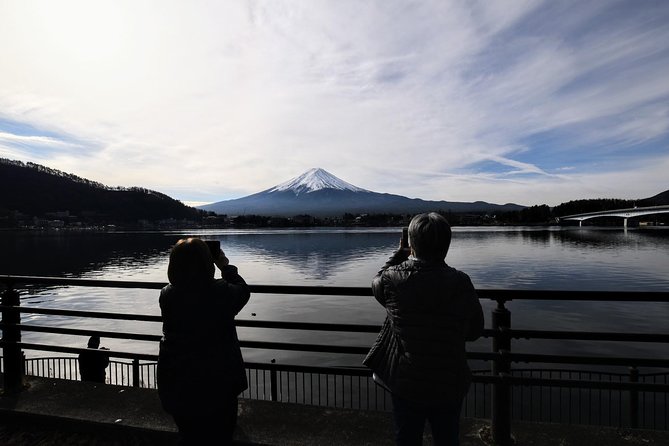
(199, 168, 526, 217)
(0, 158, 200, 223)
(3, 159, 665, 224)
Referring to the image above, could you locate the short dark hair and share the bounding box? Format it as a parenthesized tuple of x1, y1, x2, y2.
(408, 212, 452, 261)
(167, 238, 215, 287)
(87, 335, 101, 348)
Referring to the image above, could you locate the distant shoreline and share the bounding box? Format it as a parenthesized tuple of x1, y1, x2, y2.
(3, 223, 669, 234)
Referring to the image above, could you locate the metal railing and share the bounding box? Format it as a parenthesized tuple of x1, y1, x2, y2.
(1, 275, 668, 446)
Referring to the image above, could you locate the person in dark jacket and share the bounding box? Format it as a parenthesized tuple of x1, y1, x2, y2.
(78, 335, 109, 383)
(364, 212, 484, 446)
(157, 237, 250, 446)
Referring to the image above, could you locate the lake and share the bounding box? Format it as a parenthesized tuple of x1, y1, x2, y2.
(1, 226, 668, 367)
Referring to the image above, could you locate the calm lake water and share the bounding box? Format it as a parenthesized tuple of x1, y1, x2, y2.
(1, 226, 668, 367)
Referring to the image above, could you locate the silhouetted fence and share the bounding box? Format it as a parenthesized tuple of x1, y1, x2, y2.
(2, 275, 668, 446)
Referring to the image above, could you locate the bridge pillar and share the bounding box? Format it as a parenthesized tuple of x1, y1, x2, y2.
(579, 220, 582, 227)
(624, 218, 628, 228)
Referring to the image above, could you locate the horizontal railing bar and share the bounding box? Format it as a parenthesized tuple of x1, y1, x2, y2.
(242, 340, 495, 359)
(235, 319, 381, 333)
(249, 284, 372, 296)
(468, 352, 497, 361)
(499, 374, 669, 392)
(507, 329, 669, 343)
(477, 289, 669, 302)
(0, 306, 162, 322)
(508, 352, 669, 368)
(22, 357, 154, 366)
(5, 342, 157, 361)
(243, 361, 373, 376)
(483, 368, 633, 377)
(476, 368, 669, 379)
(3, 275, 669, 302)
(7, 324, 162, 342)
(1, 275, 166, 290)
(240, 340, 370, 354)
(471, 374, 669, 392)
(22, 356, 83, 362)
(0, 275, 373, 296)
(641, 372, 669, 378)
(475, 368, 669, 378)
(8, 313, 664, 344)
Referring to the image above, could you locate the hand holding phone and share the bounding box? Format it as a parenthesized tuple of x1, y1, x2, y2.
(205, 240, 221, 259)
(401, 227, 409, 249)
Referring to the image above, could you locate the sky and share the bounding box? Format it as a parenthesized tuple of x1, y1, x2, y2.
(1, 1, 668, 208)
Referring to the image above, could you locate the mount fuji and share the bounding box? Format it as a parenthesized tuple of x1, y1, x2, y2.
(198, 168, 525, 217)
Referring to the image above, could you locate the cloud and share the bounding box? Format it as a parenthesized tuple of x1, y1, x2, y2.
(0, 0, 667, 206)
(0, 131, 82, 149)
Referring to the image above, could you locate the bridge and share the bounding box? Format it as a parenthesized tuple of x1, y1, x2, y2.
(559, 204, 669, 227)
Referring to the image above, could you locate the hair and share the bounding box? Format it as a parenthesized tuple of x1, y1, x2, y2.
(408, 212, 452, 262)
(88, 335, 101, 348)
(167, 237, 215, 287)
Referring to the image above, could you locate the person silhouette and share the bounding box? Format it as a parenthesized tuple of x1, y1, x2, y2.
(78, 335, 110, 383)
(364, 213, 484, 446)
(157, 237, 250, 446)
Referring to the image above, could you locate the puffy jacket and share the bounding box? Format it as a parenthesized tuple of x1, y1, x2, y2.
(363, 251, 484, 404)
(157, 265, 250, 415)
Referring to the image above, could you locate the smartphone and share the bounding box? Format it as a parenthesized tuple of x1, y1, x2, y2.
(401, 227, 409, 248)
(205, 240, 221, 259)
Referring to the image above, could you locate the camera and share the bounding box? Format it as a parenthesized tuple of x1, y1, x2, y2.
(401, 227, 409, 248)
(205, 240, 221, 259)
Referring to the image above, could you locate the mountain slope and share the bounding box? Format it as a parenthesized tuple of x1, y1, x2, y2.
(199, 168, 526, 217)
(639, 189, 669, 206)
(0, 158, 199, 222)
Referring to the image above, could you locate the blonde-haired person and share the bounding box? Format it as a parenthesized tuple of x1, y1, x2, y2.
(158, 237, 250, 445)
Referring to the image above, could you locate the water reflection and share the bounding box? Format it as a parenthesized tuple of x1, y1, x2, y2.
(0, 231, 175, 278)
(1, 227, 668, 364)
(450, 227, 669, 291)
(218, 230, 395, 284)
(4, 227, 668, 291)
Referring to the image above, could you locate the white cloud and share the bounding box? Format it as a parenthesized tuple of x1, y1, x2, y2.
(0, 131, 81, 149)
(0, 0, 667, 206)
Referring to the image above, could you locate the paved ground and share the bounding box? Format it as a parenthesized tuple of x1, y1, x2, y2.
(1, 376, 668, 445)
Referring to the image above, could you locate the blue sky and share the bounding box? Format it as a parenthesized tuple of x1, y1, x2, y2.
(1, 0, 668, 207)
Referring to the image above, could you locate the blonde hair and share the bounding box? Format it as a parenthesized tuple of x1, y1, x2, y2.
(167, 238, 215, 287)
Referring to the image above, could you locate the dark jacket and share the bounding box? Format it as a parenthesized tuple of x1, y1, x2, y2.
(363, 251, 484, 405)
(157, 265, 250, 415)
(79, 348, 110, 383)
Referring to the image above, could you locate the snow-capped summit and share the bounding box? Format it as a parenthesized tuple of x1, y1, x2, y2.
(268, 168, 369, 195)
(198, 167, 525, 217)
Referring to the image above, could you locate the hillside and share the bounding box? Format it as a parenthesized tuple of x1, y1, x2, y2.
(0, 159, 200, 224)
(639, 189, 669, 206)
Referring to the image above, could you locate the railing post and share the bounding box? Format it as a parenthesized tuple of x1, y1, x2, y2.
(1, 282, 24, 395)
(491, 298, 513, 446)
(132, 358, 140, 387)
(270, 360, 278, 402)
(629, 366, 639, 429)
